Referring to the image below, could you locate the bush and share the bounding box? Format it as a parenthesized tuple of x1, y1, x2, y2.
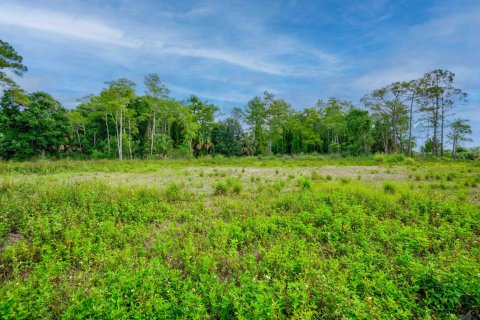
(91, 150, 107, 159)
(339, 177, 351, 184)
(383, 181, 396, 194)
(297, 176, 312, 190)
(214, 181, 227, 195)
(385, 154, 405, 163)
(164, 182, 183, 202)
(311, 171, 322, 181)
(404, 157, 415, 165)
(226, 178, 242, 194)
(374, 154, 385, 163)
(214, 178, 242, 195)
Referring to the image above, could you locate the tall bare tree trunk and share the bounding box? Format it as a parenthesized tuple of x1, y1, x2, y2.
(150, 110, 156, 156)
(440, 106, 445, 157)
(408, 99, 414, 157)
(105, 113, 110, 153)
(118, 109, 123, 161)
(76, 129, 82, 153)
(452, 138, 456, 158)
(432, 98, 439, 156)
(113, 114, 119, 154)
(128, 118, 132, 159)
(392, 120, 397, 153)
(384, 128, 388, 153)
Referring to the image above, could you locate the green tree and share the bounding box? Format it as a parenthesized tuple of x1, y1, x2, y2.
(234, 95, 267, 155)
(0, 91, 69, 159)
(404, 79, 423, 157)
(361, 83, 408, 153)
(345, 109, 372, 155)
(99, 79, 136, 160)
(144, 73, 169, 156)
(68, 110, 87, 154)
(187, 95, 218, 156)
(448, 119, 472, 158)
(211, 118, 244, 156)
(286, 108, 322, 154)
(0, 39, 27, 90)
(266, 96, 291, 154)
(419, 70, 466, 156)
(317, 98, 350, 154)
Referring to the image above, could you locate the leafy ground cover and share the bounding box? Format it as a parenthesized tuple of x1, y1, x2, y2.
(1, 157, 479, 319)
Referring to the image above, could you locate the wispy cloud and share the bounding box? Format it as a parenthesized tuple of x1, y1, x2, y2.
(0, 2, 339, 77)
(167, 83, 251, 104)
(0, 4, 136, 47)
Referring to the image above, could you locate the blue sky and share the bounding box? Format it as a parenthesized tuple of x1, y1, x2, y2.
(1, 0, 479, 146)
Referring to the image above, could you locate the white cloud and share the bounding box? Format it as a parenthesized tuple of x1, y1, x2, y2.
(0, 4, 137, 47)
(0, 2, 339, 77)
(167, 83, 250, 104)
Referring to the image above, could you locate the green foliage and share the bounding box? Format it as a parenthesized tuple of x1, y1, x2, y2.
(211, 118, 243, 156)
(383, 181, 396, 194)
(339, 177, 351, 184)
(0, 39, 473, 161)
(214, 181, 228, 195)
(0, 91, 70, 160)
(0, 39, 27, 90)
(374, 154, 385, 163)
(310, 171, 322, 181)
(164, 182, 183, 202)
(328, 141, 341, 154)
(0, 160, 479, 318)
(385, 153, 405, 163)
(345, 109, 373, 155)
(405, 157, 415, 165)
(297, 176, 313, 190)
(214, 178, 243, 195)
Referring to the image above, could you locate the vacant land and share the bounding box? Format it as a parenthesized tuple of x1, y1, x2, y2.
(1, 157, 479, 319)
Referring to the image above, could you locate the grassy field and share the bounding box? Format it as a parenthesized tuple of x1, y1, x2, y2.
(1, 156, 479, 319)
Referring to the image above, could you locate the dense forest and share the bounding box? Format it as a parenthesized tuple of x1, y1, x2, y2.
(0, 39, 474, 160)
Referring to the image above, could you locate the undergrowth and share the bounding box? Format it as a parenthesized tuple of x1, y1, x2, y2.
(0, 160, 479, 319)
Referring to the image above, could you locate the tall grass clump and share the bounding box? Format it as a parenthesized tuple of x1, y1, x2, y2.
(404, 157, 415, 165)
(385, 153, 405, 163)
(374, 154, 385, 163)
(214, 181, 228, 195)
(226, 177, 242, 194)
(214, 178, 242, 195)
(164, 182, 183, 202)
(311, 171, 322, 181)
(297, 176, 313, 190)
(383, 181, 396, 194)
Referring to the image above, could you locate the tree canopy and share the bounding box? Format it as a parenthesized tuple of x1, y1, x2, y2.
(0, 39, 474, 160)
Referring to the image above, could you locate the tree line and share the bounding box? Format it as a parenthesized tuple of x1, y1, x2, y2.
(0, 39, 473, 160)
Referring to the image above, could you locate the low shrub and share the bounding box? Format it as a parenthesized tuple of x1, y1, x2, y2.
(165, 182, 183, 202)
(405, 157, 415, 165)
(385, 153, 405, 163)
(297, 176, 312, 190)
(374, 154, 385, 163)
(214, 181, 228, 195)
(383, 181, 396, 194)
(311, 171, 322, 181)
(226, 178, 242, 194)
(339, 177, 351, 184)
